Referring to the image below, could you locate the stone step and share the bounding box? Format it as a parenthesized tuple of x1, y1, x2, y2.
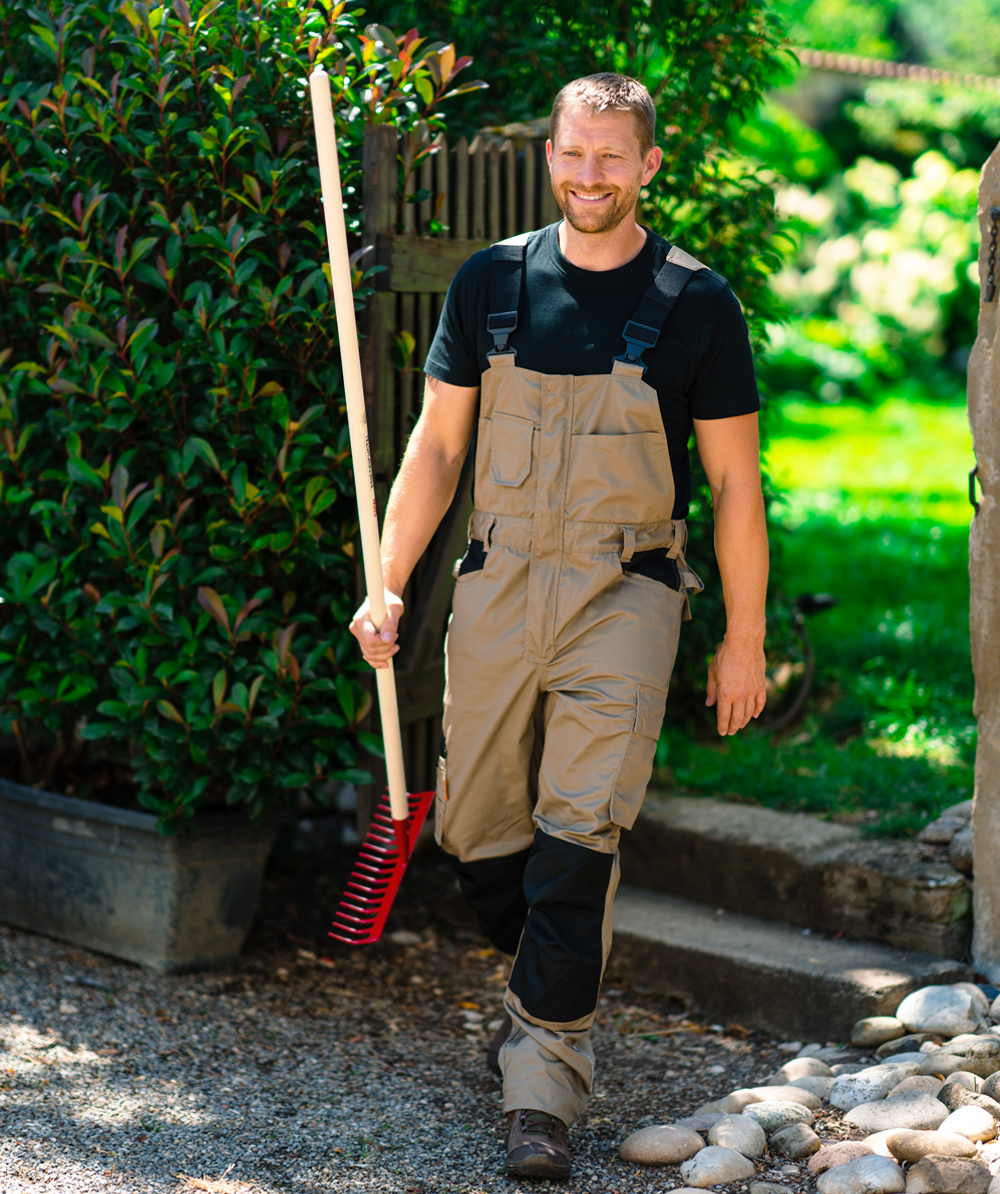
(619, 793, 971, 959)
(609, 886, 972, 1042)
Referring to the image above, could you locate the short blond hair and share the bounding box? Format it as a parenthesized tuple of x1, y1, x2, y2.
(549, 74, 656, 155)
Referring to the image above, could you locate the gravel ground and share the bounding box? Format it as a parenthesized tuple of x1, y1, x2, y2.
(1, 830, 862, 1194)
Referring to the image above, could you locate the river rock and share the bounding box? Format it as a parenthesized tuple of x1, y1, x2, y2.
(944, 1072, 985, 1093)
(751, 1184, 790, 1194)
(865, 1131, 903, 1158)
(675, 1114, 727, 1131)
(769, 1057, 835, 1085)
(889, 1055, 935, 1068)
(886, 1131, 979, 1162)
(854, 1018, 907, 1048)
(956, 984, 992, 1015)
(940, 1105, 999, 1141)
(879, 1035, 938, 1060)
(716, 1091, 764, 1113)
(951, 827, 974, 875)
(619, 1124, 706, 1165)
(922, 1039, 1000, 1079)
(889, 1077, 945, 1098)
(707, 1114, 766, 1158)
(743, 1101, 814, 1133)
(845, 1092, 950, 1132)
(692, 1100, 727, 1115)
(792, 1076, 835, 1100)
(983, 1074, 1000, 1103)
(904, 1156, 991, 1194)
(939, 1085, 1000, 1120)
(679, 1146, 756, 1187)
(897, 987, 986, 1038)
(744, 1085, 822, 1109)
(771, 1123, 822, 1160)
(919, 818, 965, 845)
(993, 995, 1000, 1022)
(810, 1143, 876, 1174)
(816, 1154, 905, 1194)
(832, 1067, 913, 1111)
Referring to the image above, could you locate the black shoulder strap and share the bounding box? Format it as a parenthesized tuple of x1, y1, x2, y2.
(487, 233, 531, 357)
(615, 245, 707, 373)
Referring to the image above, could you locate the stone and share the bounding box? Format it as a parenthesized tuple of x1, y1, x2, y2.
(810, 1143, 876, 1175)
(955, 984, 992, 1015)
(744, 1085, 822, 1109)
(751, 1184, 788, 1194)
(679, 1146, 756, 1187)
(832, 1068, 912, 1111)
(943, 1072, 985, 1093)
(771, 1123, 822, 1160)
(919, 818, 966, 845)
(798, 1043, 824, 1057)
(922, 1039, 1000, 1079)
(940, 1106, 999, 1142)
(815, 1155, 906, 1194)
(854, 1018, 907, 1047)
(951, 827, 974, 876)
(888, 1077, 945, 1098)
(944, 799, 975, 820)
(743, 1101, 814, 1133)
(938, 1085, 1000, 1121)
(904, 1156, 991, 1194)
(896, 987, 987, 1038)
(707, 1114, 766, 1158)
(991, 1174, 1000, 1193)
(984, 1074, 1000, 1103)
(791, 1076, 835, 1100)
(716, 1091, 764, 1113)
(675, 1114, 727, 1131)
(692, 1100, 727, 1115)
(834, 1064, 872, 1076)
(618, 1124, 706, 1165)
(769, 1057, 835, 1084)
(878, 1035, 938, 1060)
(886, 1131, 979, 1162)
(845, 1092, 950, 1133)
(992, 995, 1000, 1023)
(814, 1048, 866, 1063)
(865, 1132, 903, 1158)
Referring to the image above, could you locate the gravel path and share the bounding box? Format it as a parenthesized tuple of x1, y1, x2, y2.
(1, 832, 848, 1193)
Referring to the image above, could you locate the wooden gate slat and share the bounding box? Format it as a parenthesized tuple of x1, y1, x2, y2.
(471, 137, 486, 239)
(453, 137, 469, 240)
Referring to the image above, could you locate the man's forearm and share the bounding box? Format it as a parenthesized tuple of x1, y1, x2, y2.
(713, 480, 768, 644)
(380, 425, 466, 596)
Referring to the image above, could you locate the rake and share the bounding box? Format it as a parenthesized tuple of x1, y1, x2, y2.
(309, 66, 435, 946)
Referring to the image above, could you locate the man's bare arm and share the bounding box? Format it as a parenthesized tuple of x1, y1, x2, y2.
(350, 376, 479, 668)
(692, 411, 769, 735)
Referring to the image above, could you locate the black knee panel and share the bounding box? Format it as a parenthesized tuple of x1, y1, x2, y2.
(448, 847, 532, 957)
(508, 830, 614, 1024)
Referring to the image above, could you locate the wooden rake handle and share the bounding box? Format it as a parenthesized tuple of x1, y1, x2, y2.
(308, 66, 409, 829)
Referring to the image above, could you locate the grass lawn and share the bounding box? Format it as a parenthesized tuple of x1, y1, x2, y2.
(655, 391, 977, 836)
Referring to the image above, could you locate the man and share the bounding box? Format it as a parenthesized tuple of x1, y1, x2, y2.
(351, 74, 768, 1179)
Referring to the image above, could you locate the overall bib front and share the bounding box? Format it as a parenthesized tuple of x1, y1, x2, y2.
(436, 232, 705, 1124)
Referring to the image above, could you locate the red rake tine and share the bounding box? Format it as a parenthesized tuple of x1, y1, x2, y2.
(330, 788, 435, 945)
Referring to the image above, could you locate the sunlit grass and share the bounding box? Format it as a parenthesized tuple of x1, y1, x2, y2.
(660, 391, 976, 836)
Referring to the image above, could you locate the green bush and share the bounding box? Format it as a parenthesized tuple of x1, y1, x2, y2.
(0, 0, 480, 830)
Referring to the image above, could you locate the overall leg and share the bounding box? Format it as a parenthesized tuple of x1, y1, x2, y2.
(500, 577, 686, 1126)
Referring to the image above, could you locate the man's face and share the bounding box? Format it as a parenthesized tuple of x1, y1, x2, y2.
(546, 106, 662, 235)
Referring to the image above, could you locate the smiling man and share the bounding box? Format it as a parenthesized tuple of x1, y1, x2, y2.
(351, 74, 768, 1179)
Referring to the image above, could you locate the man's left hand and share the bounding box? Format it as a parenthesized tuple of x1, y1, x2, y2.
(705, 638, 766, 736)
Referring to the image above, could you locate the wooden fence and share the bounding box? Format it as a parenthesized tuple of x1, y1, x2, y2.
(355, 125, 558, 829)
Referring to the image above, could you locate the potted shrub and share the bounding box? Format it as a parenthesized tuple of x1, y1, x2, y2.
(0, 0, 483, 968)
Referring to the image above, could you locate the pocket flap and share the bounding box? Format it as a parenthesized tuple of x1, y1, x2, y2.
(489, 412, 534, 488)
(634, 684, 668, 739)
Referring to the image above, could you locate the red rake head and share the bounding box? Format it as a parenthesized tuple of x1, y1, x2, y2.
(329, 788, 435, 945)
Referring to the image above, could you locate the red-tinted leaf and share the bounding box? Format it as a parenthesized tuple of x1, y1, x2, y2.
(197, 586, 231, 635)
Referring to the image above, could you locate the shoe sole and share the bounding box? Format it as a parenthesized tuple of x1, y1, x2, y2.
(506, 1156, 571, 1179)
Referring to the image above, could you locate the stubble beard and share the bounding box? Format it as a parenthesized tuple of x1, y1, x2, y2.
(553, 175, 643, 234)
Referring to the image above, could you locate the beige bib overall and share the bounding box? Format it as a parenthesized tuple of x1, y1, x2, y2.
(436, 233, 704, 1124)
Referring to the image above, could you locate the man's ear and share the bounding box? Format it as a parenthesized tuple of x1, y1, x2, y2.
(545, 138, 553, 169)
(643, 145, 663, 186)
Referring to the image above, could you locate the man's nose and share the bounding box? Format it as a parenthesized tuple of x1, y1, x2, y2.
(574, 153, 605, 187)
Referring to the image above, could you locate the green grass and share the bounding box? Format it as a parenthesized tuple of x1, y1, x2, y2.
(656, 391, 976, 836)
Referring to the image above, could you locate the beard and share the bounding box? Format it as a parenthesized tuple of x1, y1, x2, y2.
(552, 175, 643, 234)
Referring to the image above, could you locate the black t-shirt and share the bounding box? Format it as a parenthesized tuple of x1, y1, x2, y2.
(423, 222, 760, 519)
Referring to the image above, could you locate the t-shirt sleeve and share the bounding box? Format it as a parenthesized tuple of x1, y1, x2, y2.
(688, 283, 760, 419)
(422, 252, 487, 387)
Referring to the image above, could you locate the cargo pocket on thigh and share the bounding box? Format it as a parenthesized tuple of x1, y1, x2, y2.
(610, 684, 667, 829)
(489, 412, 534, 488)
(434, 755, 448, 846)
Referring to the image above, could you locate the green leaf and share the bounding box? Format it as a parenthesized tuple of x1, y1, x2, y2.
(157, 700, 187, 726)
(188, 437, 222, 474)
(356, 730, 385, 758)
(335, 674, 355, 722)
(67, 458, 104, 491)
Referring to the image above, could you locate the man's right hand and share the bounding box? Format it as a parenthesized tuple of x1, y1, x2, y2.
(350, 591, 404, 669)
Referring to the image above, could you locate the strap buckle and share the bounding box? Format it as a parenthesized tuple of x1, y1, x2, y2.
(486, 310, 518, 357)
(612, 319, 660, 373)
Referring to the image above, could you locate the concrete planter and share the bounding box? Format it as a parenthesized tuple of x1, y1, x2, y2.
(0, 777, 278, 971)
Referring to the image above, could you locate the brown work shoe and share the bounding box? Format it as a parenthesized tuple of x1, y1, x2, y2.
(506, 1108, 571, 1179)
(486, 1011, 512, 1075)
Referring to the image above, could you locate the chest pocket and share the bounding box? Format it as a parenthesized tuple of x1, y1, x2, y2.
(489, 412, 534, 488)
